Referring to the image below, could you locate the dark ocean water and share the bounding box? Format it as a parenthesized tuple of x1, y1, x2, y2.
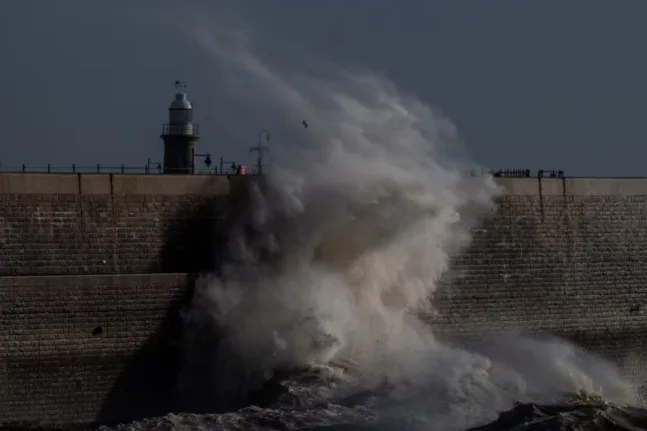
(94, 398, 647, 431)
(90, 365, 647, 431)
(9, 398, 647, 431)
(468, 400, 647, 431)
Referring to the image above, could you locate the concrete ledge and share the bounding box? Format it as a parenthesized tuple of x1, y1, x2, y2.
(0, 174, 80, 194)
(0, 174, 231, 196)
(494, 177, 647, 196)
(564, 178, 647, 195)
(111, 175, 229, 196)
(3, 173, 647, 196)
(493, 178, 546, 195)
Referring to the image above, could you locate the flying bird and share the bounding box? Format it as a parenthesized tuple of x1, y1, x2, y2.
(301, 120, 308, 128)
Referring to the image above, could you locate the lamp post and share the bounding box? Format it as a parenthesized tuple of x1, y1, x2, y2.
(191, 148, 212, 174)
(146, 158, 163, 174)
(219, 156, 237, 175)
(250, 129, 270, 174)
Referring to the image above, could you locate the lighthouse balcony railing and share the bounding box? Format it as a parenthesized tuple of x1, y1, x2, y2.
(162, 123, 199, 136)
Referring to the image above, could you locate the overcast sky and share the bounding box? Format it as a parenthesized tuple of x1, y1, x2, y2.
(1, 1, 646, 176)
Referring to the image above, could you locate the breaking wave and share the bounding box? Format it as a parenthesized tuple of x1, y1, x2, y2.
(103, 26, 644, 431)
(99, 399, 647, 431)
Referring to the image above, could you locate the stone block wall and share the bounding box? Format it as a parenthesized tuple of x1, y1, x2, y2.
(0, 173, 231, 276)
(0, 173, 233, 428)
(4, 174, 647, 426)
(0, 273, 191, 427)
(434, 177, 647, 382)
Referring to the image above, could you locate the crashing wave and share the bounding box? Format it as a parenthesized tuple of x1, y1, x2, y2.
(164, 20, 647, 431)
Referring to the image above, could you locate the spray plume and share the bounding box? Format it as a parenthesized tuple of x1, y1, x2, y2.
(176, 20, 639, 430)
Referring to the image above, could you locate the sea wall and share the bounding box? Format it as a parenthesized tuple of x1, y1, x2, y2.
(2, 174, 647, 427)
(0, 173, 235, 428)
(0, 273, 189, 426)
(0, 173, 231, 275)
(434, 177, 647, 383)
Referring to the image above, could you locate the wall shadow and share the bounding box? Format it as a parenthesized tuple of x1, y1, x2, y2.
(93, 276, 195, 427)
(171, 178, 274, 415)
(94, 193, 232, 427)
(156, 196, 229, 274)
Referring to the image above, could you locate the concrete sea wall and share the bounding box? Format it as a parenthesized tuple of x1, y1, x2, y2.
(0, 173, 233, 427)
(1, 174, 647, 426)
(434, 177, 647, 382)
(0, 173, 231, 275)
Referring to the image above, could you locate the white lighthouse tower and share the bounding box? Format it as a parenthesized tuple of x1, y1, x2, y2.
(161, 81, 200, 174)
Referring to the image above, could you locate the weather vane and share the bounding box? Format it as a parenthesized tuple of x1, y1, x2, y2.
(174, 80, 187, 92)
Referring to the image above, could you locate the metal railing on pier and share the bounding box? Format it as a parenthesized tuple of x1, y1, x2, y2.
(0, 164, 252, 175)
(462, 168, 565, 178)
(0, 164, 563, 178)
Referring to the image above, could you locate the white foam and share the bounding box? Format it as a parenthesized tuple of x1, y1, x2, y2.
(179, 20, 640, 431)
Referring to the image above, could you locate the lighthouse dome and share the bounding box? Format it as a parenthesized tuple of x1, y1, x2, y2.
(169, 92, 193, 111)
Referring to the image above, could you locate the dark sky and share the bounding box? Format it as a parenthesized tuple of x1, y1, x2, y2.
(1, 1, 646, 176)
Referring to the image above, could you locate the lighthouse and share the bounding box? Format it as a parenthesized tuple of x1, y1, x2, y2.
(161, 81, 200, 174)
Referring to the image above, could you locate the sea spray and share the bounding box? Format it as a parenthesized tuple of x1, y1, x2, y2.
(174, 24, 641, 430)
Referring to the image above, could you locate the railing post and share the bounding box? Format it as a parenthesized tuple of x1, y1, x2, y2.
(121, 165, 124, 174)
(48, 164, 51, 173)
(97, 164, 100, 173)
(72, 164, 76, 173)
(22, 164, 25, 173)
(145, 165, 149, 174)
